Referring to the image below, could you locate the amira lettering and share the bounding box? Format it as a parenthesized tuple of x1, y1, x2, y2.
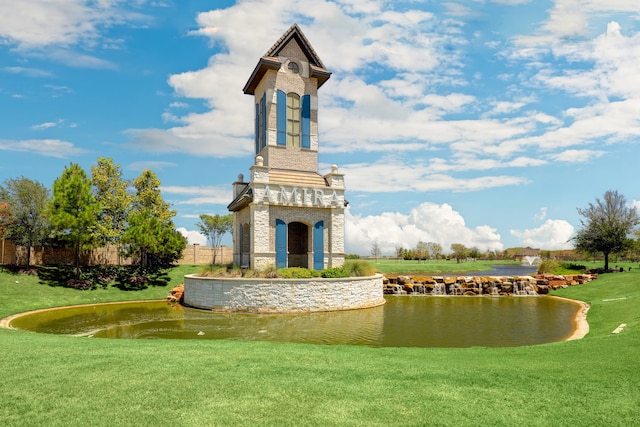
(258, 185, 341, 207)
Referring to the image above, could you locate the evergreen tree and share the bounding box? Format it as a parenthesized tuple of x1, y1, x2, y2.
(91, 157, 132, 262)
(122, 170, 185, 268)
(49, 163, 101, 275)
(131, 170, 174, 220)
(0, 177, 50, 267)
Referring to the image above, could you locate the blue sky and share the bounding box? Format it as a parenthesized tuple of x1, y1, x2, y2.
(1, 0, 639, 255)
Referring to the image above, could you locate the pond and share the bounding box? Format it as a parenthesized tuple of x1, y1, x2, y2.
(7, 296, 583, 348)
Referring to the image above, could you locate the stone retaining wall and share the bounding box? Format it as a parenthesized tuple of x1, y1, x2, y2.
(183, 273, 385, 313)
(384, 273, 597, 296)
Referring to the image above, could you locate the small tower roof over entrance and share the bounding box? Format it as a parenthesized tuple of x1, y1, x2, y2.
(243, 24, 331, 95)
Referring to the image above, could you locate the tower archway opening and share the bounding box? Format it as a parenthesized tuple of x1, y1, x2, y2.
(288, 221, 309, 268)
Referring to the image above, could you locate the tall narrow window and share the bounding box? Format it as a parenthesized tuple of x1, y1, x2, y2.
(287, 93, 301, 147)
(254, 102, 260, 154)
(259, 94, 267, 150)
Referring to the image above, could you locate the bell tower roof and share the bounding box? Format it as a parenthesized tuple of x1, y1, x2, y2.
(243, 24, 331, 95)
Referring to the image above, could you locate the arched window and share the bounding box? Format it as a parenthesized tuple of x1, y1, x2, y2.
(286, 93, 301, 147)
(288, 61, 299, 74)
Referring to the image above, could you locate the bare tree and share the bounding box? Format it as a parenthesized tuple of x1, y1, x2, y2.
(371, 240, 382, 262)
(197, 214, 233, 264)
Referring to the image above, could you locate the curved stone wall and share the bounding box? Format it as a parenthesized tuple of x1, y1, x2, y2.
(183, 274, 385, 313)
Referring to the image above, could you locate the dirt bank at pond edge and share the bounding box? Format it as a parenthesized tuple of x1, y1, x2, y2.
(552, 296, 590, 340)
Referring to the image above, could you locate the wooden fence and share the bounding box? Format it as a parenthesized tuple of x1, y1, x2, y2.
(0, 240, 233, 266)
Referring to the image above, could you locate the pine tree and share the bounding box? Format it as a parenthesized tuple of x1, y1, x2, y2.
(122, 170, 185, 268)
(50, 163, 101, 275)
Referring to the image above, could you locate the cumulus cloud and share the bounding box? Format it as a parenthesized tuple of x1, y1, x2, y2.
(345, 202, 504, 255)
(0, 1, 152, 68)
(0, 1, 150, 49)
(113, 1, 640, 196)
(177, 227, 207, 246)
(510, 219, 575, 250)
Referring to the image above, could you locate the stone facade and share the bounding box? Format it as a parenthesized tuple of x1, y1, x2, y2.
(183, 274, 385, 313)
(228, 24, 345, 271)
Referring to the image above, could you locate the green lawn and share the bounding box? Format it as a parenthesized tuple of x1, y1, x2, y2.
(368, 258, 638, 275)
(366, 258, 518, 274)
(1, 264, 639, 426)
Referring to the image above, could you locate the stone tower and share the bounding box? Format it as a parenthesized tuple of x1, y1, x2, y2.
(228, 24, 346, 270)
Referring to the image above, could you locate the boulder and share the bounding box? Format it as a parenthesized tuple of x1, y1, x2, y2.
(167, 284, 184, 303)
(397, 275, 411, 286)
(536, 285, 549, 294)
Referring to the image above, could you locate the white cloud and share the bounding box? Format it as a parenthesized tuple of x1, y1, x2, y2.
(0, 1, 150, 49)
(3, 66, 53, 78)
(345, 202, 504, 255)
(0, 1, 152, 68)
(162, 185, 231, 205)
(342, 159, 531, 193)
(510, 219, 575, 250)
(533, 207, 547, 222)
(0, 138, 85, 158)
(127, 161, 176, 172)
(114, 1, 640, 187)
(32, 120, 63, 130)
(177, 227, 207, 245)
(547, 149, 606, 163)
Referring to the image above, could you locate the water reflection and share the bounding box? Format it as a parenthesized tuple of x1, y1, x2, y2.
(9, 296, 580, 348)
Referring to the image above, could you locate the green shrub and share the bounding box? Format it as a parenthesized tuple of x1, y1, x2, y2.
(561, 263, 587, 271)
(537, 259, 560, 274)
(198, 264, 227, 277)
(342, 260, 377, 277)
(260, 264, 278, 278)
(277, 267, 321, 279)
(197, 264, 243, 277)
(321, 267, 349, 278)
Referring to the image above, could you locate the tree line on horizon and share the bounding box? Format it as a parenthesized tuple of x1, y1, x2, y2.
(2, 161, 638, 277)
(0, 157, 187, 278)
(369, 190, 640, 271)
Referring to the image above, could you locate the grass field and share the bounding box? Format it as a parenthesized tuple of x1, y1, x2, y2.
(1, 264, 639, 426)
(368, 258, 639, 275)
